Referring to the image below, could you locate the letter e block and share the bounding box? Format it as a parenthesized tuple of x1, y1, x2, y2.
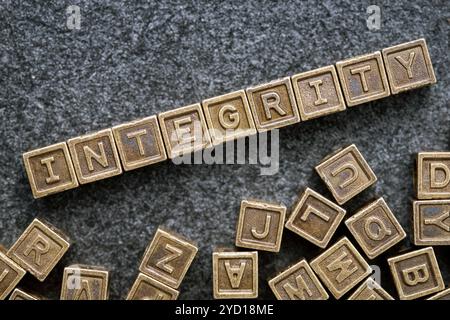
(0, 252, 26, 300)
(61, 265, 109, 300)
(414, 200, 450, 245)
(417, 152, 450, 199)
(127, 273, 179, 300)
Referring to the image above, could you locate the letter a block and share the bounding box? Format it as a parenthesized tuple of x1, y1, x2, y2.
(388, 247, 444, 300)
(127, 273, 179, 300)
(60, 265, 109, 300)
(417, 152, 450, 199)
(414, 200, 450, 245)
(0, 252, 26, 300)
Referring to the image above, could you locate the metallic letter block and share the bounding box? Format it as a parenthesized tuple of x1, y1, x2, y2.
(417, 152, 450, 199)
(112, 116, 167, 171)
(427, 288, 450, 300)
(202, 90, 257, 145)
(7, 218, 70, 282)
(388, 247, 444, 300)
(348, 278, 394, 300)
(315, 144, 377, 205)
(139, 228, 198, 289)
(268, 259, 328, 300)
(0, 251, 26, 300)
(346, 198, 406, 259)
(285, 188, 346, 248)
(158, 104, 212, 159)
(9, 288, 39, 300)
(68, 129, 122, 184)
(127, 273, 179, 300)
(310, 237, 371, 299)
(61, 265, 109, 300)
(336, 52, 390, 106)
(235, 200, 286, 252)
(246, 77, 300, 132)
(414, 200, 450, 245)
(292, 65, 346, 121)
(23, 142, 78, 198)
(382, 39, 436, 94)
(213, 251, 258, 299)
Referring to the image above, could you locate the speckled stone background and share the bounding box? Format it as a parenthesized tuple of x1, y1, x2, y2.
(1, 0, 449, 300)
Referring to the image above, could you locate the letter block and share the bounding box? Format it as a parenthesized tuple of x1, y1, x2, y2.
(382, 39, 436, 94)
(60, 265, 109, 300)
(202, 90, 257, 145)
(7, 218, 70, 282)
(246, 77, 300, 131)
(127, 273, 179, 300)
(68, 129, 122, 184)
(0, 251, 26, 300)
(213, 251, 258, 299)
(310, 237, 371, 299)
(235, 200, 286, 252)
(23, 142, 79, 198)
(417, 152, 450, 199)
(388, 247, 444, 300)
(291, 65, 346, 121)
(268, 259, 329, 300)
(427, 288, 450, 300)
(315, 144, 377, 205)
(336, 51, 390, 106)
(345, 198, 406, 259)
(414, 200, 450, 245)
(285, 188, 346, 248)
(9, 288, 39, 300)
(348, 278, 394, 300)
(139, 228, 198, 289)
(112, 116, 167, 171)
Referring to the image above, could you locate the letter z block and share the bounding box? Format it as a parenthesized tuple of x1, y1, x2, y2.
(61, 265, 109, 300)
(416, 152, 450, 199)
(0, 252, 26, 300)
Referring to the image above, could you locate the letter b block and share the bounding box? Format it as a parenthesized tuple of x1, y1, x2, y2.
(417, 152, 450, 199)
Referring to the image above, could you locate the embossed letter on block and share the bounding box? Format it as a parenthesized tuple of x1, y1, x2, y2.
(414, 200, 450, 245)
(61, 265, 109, 300)
(417, 152, 450, 199)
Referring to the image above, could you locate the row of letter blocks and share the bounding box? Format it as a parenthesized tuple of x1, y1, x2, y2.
(23, 38, 436, 198)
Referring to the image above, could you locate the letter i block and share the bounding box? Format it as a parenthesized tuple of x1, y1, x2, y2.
(61, 265, 109, 300)
(388, 247, 444, 300)
(139, 228, 198, 289)
(127, 273, 179, 300)
(0, 252, 26, 300)
(348, 278, 394, 300)
(310, 237, 371, 299)
(416, 152, 450, 199)
(7, 218, 70, 282)
(22, 142, 79, 198)
(414, 200, 450, 245)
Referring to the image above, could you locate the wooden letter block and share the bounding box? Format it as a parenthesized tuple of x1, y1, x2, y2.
(0, 251, 26, 300)
(68, 129, 122, 184)
(315, 144, 377, 205)
(127, 273, 179, 300)
(285, 188, 346, 248)
(23, 142, 79, 198)
(139, 228, 198, 289)
(235, 200, 286, 252)
(346, 198, 406, 259)
(427, 288, 450, 300)
(112, 116, 167, 171)
(9, 288, 39, 300)
(336, 52, 390, 106)
(417, 152, 450, 199)
(348, 278, 394, 300)
(246, 77, 300, 131)
(268, 259, 329, 300)
(414, 200, 450, 245)
(213, 251, 258, 299)
(310, 237, 371, 299)
(382, 39, 436, 94)
(388, 247, 444, 300)
(202, 90, 257, 145)
(61, 265, 109, 300)
(292, 65, 346, 121)
(7, 218, 70, 282)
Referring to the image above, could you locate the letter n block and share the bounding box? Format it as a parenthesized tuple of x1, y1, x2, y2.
(0, 251, 26, 300)
(417, 152, 450, 199)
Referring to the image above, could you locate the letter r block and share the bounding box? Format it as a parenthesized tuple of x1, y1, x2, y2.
(60, 265, 109, 300)
(0, 251, 26, 300)
(416, 152, 450, 199)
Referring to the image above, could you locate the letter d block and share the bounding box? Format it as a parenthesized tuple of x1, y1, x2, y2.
(388, 247, 444, 300)
(7, 218, 70, 281)
(61, 265, 109, 300)
(127, 273, 179, 300)
(417, 152, 450, 199)
(0, 252, 26, 300)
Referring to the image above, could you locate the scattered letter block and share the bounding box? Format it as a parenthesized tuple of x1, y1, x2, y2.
(417, 152, 450, 199)
(427, 288, 450, 300)
(9, 288, 39, 300)
(414, 200, 450, 245)
(60, 265, 109, 300)
(0, 251, 26, 300)
(348, 278, 394, 300)
(127, 273, 179, 300)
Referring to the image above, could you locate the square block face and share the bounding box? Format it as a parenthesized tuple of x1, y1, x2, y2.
(127, 273, 179, 300)
(0, 252, 26, 300)
(7, 219, 70, 282)
(139, 228, 198, 289)
(382, 39, 436, 94)
(202, 90, 257, 145)
(23, 142, 79, 198)
(158, 104, 212, 159)
(235, 200, 286, 252)
(427, 288, 450, 300)
(315, 144, 377, 205)
(112, 116, 167, 171)
(292, 65, 346, 121)
(61, 265, 109, 300)
(346, 198, 406, 259)
(348, 278, 394, 300)
(68, 129, 122, 184)
(310, 237, 371, 299)
(9, 288, 39, 300)
(246, 77, 300, 131)
(417, 152, 450, 199)
(285, 188, 346, 248)
(414, 200, 450, 245)
(268, 259, 329, 300)
(336, 51, 390, 106)
(388, 247, 444, 300)
(213, 251, 258, 299)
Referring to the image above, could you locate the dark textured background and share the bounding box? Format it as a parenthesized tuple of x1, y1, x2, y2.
(0, 0, 449, 300)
